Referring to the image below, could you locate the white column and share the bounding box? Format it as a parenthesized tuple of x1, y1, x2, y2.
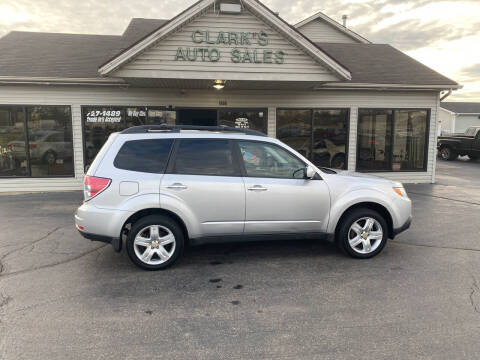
(71, 104, 85, 179)
(267, 107, 276, 137)
(348, 107, 358, 171)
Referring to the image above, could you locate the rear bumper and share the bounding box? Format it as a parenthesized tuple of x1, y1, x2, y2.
(392, 215, 412, 238)
(77, 229, 122, 252)
(77, 229, 112, 243)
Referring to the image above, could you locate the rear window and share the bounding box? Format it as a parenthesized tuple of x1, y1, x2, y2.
(114, 139, 173, 173)
(172, 139, 236, 176)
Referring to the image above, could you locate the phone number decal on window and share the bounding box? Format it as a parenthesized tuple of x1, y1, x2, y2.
(86, 110, 122, 123)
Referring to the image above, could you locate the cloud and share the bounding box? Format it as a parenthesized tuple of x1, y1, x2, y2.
(0, 0, 479, 100)
(460, 64, 480, 77)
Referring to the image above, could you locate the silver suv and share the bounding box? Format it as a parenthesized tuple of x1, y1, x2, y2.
(75, 125, 412, 270)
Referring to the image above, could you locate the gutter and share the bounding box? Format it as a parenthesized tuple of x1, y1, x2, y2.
(315, 83, 462, 91)
(0, 76, 128, 87)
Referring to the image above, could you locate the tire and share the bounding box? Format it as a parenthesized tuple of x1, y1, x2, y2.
(126, 215, 185, 270)
(337, 208, 388, 259)
(439, 146, 457, 161)
(331, 153, 346, 169)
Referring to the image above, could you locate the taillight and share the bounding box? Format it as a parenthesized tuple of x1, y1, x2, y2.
(29, 143, 37, 149)
(84, 175, 111, 201)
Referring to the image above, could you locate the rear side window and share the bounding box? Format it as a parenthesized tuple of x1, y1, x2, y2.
(114, 139, 173, 173)
(172, 139, 236, 176)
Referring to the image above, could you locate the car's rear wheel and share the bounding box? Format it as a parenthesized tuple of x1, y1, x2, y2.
(439, 146, 457, 161)
(126, 215, 184, 270)
(337, 208, 388, 259)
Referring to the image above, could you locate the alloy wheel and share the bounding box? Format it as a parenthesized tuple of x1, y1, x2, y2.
(348, 217, 383, 254)
(133, 225, 176, 265)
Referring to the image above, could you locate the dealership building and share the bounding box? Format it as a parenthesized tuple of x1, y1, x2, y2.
(0, 0, 460, 192)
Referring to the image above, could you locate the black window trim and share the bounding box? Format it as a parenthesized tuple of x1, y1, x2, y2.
(276, 107, 350, 170)
(356, 107, 430, 173)
(233, 139, 322, 180)
(166, 138, 242, 177)
(0, 104, 74, 179)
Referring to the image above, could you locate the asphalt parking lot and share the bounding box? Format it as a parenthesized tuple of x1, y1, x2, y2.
(1, 158, 480, 359)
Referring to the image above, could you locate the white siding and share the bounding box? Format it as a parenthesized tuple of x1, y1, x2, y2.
(113, 7, 339, 82)
(456, 114, 480, 133)
(438, 108, 454, 135)
(297, 20, 359, 43)
(0, 85, 439, 192)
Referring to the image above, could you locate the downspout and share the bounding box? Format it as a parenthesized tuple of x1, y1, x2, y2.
(439, 89, 454, 132)
(440, 89, 452, 101)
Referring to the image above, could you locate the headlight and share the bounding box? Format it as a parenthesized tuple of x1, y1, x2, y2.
(392, 186, 408, 198)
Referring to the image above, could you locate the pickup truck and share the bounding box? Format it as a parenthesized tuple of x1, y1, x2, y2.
(438, 126, 480, 160)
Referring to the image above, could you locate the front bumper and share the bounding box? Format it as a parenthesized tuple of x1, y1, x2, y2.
(392, 215, 412, 238)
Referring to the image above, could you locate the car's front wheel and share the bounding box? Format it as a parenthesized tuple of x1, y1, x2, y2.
(337, 208, 388, 259)
(126, 215, 185, 270)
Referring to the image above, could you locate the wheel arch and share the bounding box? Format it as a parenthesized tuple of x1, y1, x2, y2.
(334, 202, 394, 240)
(120, 208, 189, 242)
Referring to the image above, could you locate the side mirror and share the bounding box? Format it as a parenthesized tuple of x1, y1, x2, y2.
(305, 165, 316, 179)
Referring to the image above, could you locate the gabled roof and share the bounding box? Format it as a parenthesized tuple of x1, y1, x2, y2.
(98, 0, 352, 81)
(122, 18, 168, 43)
(0, 18, 167, 81)
(0, 12, 459, 89)
(295, 11, 370, 44)
(441, 102, 480, 114)
(315, 43, 458, 87)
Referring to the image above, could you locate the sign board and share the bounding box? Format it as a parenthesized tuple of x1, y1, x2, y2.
(175, 30, 285, 64)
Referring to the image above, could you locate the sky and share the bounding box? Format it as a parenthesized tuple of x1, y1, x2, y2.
(0, 0, 479, 101)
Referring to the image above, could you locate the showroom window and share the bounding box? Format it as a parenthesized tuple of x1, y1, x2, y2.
(0, 105, 73, 177)
(276, 109, 349, 169)
(357, 109, 429, 171)
(82, 106, 176, 166)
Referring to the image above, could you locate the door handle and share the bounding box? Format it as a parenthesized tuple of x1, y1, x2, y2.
(166, 183, 187, 190)
(247, 185, 267, 191)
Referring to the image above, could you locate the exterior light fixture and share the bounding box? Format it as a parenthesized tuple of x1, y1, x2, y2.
(213, 80, 225, 90)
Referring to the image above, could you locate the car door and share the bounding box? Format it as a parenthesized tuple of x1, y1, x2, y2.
(161, 138, 245, 237)
(236, 140, 330, 234)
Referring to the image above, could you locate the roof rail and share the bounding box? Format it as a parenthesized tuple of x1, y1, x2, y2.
(120, 124, 267, 136)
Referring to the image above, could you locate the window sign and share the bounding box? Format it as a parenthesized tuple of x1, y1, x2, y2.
(126, 107, 147, 127)
(235, 118, 249, 128)
(218, 109, 267, 133)
(82, 106, 177, 166)
(85, 108, 123, 123)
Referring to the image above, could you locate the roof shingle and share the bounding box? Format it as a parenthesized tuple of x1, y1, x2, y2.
(315, 42, 457, 86)
(0, 18, 458, 87)
(441, 102, 480, 113)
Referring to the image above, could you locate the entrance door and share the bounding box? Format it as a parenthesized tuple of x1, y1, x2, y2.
(177, 109, 217, 126)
